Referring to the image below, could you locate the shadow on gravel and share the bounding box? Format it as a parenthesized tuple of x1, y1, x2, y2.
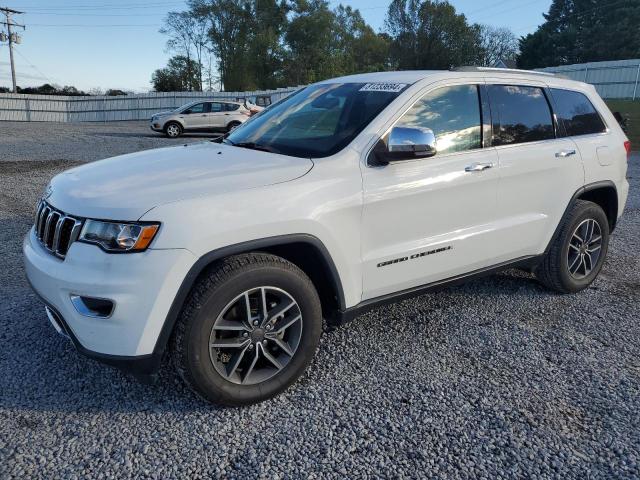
(1, 267, 553, 416)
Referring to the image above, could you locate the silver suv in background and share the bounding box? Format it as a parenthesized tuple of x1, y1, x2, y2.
(150, 100, 251, 137)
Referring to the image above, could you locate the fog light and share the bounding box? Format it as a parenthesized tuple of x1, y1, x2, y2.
(70, 295, 114, 318)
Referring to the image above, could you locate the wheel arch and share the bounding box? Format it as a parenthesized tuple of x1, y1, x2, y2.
(544, 180, 618, 256)
(152, 234, 346, 357)
(576, 183, 618, 232)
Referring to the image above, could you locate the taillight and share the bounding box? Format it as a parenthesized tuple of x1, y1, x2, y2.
(624, 140, 631, 157)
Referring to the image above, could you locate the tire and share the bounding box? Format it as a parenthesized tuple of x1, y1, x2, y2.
(165, 122, 183, 138)
(172, 253, 322, 406)
(226, 120, 241, 132)
(536, 200, 610, 293)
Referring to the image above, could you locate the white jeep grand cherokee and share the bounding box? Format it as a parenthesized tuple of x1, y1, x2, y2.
(24, 68, 631, 406)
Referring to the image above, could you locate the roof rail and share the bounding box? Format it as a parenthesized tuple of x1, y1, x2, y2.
(451, 66, 556, 77)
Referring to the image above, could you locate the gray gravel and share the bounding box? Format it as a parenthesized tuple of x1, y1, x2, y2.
(1, 121, 639, 479)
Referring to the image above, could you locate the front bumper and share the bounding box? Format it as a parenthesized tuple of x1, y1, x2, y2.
(23, 228, 196, 375)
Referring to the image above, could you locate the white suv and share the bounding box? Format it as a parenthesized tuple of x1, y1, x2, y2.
(150, 100, 251, 137)
(24, 68, 631, 405)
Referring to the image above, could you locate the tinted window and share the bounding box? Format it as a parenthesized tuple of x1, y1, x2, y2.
(209, 102, 223, 112)
(488, 85, 554, 146)
(225, 83, 405, 158)
(183, 103, 208, 114)
(223, 103, 240, 111)
(396, 85, 481, 154)
(551, 88, 606, 136)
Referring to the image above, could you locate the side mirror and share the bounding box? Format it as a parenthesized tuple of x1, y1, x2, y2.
(370, 126, 437, 165)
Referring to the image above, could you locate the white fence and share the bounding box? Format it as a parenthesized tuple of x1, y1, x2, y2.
(0, 87, 299, 122)
(538, 58, 640, 99)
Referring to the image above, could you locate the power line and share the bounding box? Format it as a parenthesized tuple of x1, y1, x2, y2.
(30, 23, 160, 27)
(13, 45, 54, 84)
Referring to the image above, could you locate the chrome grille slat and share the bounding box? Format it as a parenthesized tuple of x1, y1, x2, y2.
(33, 201, 83, 260)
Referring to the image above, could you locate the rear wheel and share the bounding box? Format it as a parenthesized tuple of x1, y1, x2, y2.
(226, 120, 242, 132)
(165, 122, 182, 138)
(172, 253, 322, 406)
(536, 200, 609, 293)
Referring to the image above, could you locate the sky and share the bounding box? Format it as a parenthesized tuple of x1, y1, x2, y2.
(0, 0, 553, 92)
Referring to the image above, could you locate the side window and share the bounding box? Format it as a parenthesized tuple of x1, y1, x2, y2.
(209, 102, 223, 112)
(488, 85, 555, 146)
(223, 103, 240, 111)
(183, 103, 208, 114)
(551, 88, 606, 136)
(395, 85, 482, 155)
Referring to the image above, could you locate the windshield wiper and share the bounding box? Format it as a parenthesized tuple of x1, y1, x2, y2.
(231, 141, 279, 154)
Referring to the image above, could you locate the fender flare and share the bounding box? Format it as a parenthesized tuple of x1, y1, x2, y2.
(151, 233, 346, 359)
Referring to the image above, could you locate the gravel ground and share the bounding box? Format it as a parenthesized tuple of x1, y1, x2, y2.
(1, 121, 639, 479)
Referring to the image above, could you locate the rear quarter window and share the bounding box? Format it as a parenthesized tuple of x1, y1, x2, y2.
(551, 88, 607, 136)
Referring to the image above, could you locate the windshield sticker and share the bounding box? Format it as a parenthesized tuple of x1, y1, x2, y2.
(359, 83, 407, 93)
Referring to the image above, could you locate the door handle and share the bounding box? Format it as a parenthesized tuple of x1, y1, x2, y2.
(555, 149, 576, 158)
(465, 162, 493, 172)
(201, 114, 207, 117)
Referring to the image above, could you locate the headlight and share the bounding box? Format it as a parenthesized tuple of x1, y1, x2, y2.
(79, 220, 159, 252)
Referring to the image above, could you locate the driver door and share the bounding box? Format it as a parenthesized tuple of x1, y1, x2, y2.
(360, 83, 504, 300)
(181, 102, 210, 129)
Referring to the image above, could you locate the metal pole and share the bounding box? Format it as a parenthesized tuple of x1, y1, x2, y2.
(633, 63, 640, 101)
(6, 13, 16, 92)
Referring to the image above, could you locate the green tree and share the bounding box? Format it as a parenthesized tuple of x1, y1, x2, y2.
(385, 0, 481, 70)
(518, 0, 640, 68)
(247, 0, 289, 89)
(477, 25, 519, 67)
(151, 55, 201, 91)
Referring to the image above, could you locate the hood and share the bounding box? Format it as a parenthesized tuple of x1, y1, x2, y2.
(152, 110, 173, 118)
(46, 142, 313, 220)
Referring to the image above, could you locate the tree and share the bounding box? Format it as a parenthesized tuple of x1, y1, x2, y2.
(518, 0, 640, 68)
(190, 0, 254, 91)
(385, 0, 482, 70)
(161, 10, 209, 90)
(151, 55, 201, 91)
(477, 25, 519, 67)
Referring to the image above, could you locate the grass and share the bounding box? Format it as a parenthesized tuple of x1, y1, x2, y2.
(605, 99, 640, 149)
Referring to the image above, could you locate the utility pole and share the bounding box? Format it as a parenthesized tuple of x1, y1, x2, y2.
(1, 7, 24, 93)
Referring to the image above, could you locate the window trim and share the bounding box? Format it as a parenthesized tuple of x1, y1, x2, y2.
(547, 87, 609, 138)
(486, 83, 558, 148)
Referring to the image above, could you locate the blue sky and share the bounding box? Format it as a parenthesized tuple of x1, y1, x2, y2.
(0, 0, 552, 92)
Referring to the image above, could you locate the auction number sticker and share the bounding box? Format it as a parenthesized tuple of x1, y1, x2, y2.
(359, 83, 407, 93)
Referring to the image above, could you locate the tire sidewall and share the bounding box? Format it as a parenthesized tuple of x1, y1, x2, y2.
(227, 121, 241, 132)
(558, 204, 610, 292)
(185, 265, 322, 405)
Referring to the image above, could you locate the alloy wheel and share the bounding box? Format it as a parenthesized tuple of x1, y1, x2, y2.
(567, 218, 603, 279)
(167, 124, 180, 137)
(209, 286, 303, 385)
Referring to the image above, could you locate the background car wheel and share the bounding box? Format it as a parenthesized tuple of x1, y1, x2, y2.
(226, 120, 242, 132)
(165, 122, 183, 138)
(172, 253, 322, 406)
(535, 199, 610, 293)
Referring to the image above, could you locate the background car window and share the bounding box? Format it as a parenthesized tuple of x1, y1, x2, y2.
(209, 103, 223, 112)
(395, 85, 482, 155)
(488, 85, 555, 146)
(183, 103, 208, 114)
(551, 88, 606, 136)
(223, 103, 240, 111)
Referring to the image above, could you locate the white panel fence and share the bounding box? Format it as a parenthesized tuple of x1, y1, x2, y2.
(537, 58, 640, 100)
(0, 87, 300, 123)
(2, 59, 639, 123)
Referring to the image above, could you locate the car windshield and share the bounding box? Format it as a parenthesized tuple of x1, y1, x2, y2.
(224, 82, 407, 158)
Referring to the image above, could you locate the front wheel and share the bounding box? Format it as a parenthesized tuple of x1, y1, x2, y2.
(226, 120, 242, 132)
(165, 122, 183, 138)
(172, 253, 322, 406)
(536, 200, 610, 293)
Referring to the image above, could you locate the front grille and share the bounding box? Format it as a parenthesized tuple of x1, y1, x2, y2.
(34, 201, 83, 259)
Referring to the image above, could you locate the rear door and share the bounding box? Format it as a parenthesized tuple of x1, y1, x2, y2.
(548, 88, 610, 185)
(487, 83, 585, 258)
(206, 102, 226, 129)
